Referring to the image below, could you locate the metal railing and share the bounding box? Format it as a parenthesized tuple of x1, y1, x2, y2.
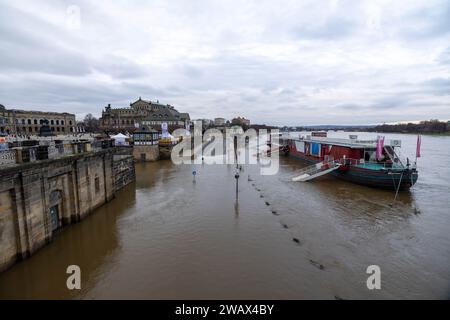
(0, 139, 118, 166)
(337, 158, 405, 170)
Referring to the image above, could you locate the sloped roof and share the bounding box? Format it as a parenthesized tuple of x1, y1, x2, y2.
(126, 98, 190, 122)
(111, 133, 128, 139)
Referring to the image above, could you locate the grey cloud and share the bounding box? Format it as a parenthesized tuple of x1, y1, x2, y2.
(396, 1, 450, 40)
(422, 78, 450, 93)
(92, 55, 149, 79)
(0, 4, 92, 76)
(179, 64, 204, 79)
(437, 47, 450, 65)
(291, 17, 358, 40)
(369, 96, 412, 110)
(335, 103, 365, 111)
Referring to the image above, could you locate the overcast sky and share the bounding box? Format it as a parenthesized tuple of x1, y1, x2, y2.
(0, 0, 449, 125)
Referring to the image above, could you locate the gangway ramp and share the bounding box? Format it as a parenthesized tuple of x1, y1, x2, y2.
(292, 161, 341, 182)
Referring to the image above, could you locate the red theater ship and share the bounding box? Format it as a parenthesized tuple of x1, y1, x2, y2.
(280, 132, 419, 190)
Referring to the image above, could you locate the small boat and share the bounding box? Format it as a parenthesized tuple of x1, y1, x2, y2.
(280, 132, 418, 190)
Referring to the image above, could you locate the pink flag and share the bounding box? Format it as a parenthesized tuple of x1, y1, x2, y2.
(416, 135, 421, 158)
(376, 136, 385, 161)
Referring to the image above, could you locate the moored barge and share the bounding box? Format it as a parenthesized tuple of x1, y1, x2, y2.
(280, 132, 418, 190)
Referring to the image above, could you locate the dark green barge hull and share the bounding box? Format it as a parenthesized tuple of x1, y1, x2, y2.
(287, 152, 418, 191)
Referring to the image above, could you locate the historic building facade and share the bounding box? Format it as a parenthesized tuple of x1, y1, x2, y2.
(99, 98, 191, 132)
(214, 117, 226, 126)
(0, 104, 76, 135)
(232, 117, 251, 127)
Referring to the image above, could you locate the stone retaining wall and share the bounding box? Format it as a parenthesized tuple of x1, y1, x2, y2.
(0, 148, 135, 272)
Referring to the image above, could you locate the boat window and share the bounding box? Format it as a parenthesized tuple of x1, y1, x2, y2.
(364, 149, 376, 162)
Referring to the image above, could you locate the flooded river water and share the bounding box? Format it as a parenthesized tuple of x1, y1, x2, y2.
(0, 132, 449, 299)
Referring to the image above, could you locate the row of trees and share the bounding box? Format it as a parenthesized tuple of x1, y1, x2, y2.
(369, 120, 450, 134)
(81, 114, 100, 132)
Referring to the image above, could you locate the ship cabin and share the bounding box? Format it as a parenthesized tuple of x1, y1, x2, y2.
(290, 132, 406, 170)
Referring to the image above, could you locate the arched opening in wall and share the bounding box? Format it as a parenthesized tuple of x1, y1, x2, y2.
(49, 190, 63, 232)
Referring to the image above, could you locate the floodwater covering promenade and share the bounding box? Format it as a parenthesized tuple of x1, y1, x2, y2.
(0, 132, 449, 299)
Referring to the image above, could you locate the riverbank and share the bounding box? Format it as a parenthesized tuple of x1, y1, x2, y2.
(0, 147, 135, 273)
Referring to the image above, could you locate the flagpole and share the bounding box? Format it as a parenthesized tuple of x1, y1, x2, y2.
(415, 135, 418, 165)
(415, 135, 421, 165)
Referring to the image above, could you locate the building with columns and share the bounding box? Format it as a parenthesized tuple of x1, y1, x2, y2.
(0, 104, 76, 135)
(99, 97, 190, 133)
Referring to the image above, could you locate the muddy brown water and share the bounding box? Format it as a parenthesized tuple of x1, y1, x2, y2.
(0, 132, 449, 299)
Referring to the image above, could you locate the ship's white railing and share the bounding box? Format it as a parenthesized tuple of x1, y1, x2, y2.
(337, 158, 405, 170)
(301, 136, 379, 147)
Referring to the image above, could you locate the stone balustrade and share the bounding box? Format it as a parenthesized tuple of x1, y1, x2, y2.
(0, 150, 16, 166)
(0, 139, 117, 166)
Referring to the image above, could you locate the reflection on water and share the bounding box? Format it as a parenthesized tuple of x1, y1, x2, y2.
(0, 184, 137, 299)
(0, 132, 449, 299)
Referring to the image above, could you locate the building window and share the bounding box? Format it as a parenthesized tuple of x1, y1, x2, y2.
(27, 119, 31, 124)
(21, 119, 25, 124)
(34, 119, 38, 124)
(51, 120, 54, 125)
(29, 127, 32, 132)
(61, 120, 64, 125)
(69, 120, 72, 125)
(57, 127, 60, 132)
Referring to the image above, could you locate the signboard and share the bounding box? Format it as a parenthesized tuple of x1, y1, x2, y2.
(390, 140, 402, 147)
(161, 122, 169, 138)
(0, 137, 7, 150)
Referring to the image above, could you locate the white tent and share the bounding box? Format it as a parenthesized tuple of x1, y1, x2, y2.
(110, 133, 129, 146)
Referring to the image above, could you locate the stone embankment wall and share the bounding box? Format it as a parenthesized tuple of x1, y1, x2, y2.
(132, 145, 159, 162)
(0, 148, 135, 272)
(113, 154, 136, 191)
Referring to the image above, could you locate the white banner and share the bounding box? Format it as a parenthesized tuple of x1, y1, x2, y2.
(161, 122, 169, 138)
(295, 141, 305, 153)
